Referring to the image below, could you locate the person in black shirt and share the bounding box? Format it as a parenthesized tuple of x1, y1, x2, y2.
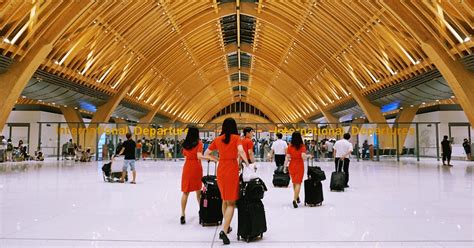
(462, 138, 471, 161)
(118, 133, 137, 184)
(441, 135, 452, 167)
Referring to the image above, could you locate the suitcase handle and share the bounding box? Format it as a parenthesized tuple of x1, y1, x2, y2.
(207, 160, 218, 176)
(336, 158, 344, 172)
(307, 157, 314, 167)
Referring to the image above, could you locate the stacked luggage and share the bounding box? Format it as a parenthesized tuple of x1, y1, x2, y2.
(304, 159, 325, 206)
(101, 162, 128, 182)
(199, 161, 223, 226)
(237, 177, 267, 242)
(330, 159, 346, 192)
(272, 165, 290, 187)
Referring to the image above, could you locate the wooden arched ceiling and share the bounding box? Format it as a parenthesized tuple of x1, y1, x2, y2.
(0, 1, 472, 124)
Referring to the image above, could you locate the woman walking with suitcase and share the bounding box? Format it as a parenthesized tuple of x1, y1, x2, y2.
(284, 132, 312, 208)
(204, 118, 250, 245)
(180, 126, 204, 225)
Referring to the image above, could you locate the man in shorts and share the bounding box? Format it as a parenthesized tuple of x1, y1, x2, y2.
(118, 133, 137, 184)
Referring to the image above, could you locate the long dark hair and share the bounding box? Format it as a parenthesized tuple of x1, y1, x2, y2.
(221, 118, 238, 144)
(182, 126, 199, 150)
(291, 131, 303, 150)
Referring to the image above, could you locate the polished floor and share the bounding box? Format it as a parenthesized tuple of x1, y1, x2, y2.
(0, 158, 472, 248)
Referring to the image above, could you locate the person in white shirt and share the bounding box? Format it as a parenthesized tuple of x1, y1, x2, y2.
(326, 139, 334, 159)
(333, 133, 353, 188)
(268, 133, 288, 168)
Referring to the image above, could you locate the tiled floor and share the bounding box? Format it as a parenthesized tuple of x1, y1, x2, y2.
(0, 158, 472, 247)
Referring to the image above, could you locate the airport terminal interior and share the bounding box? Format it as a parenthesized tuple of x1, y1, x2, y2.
(0, 0, 473, 247)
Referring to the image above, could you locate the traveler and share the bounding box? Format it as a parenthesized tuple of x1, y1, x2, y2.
(242, 127, 255, 163)
(203, 118, 250, 245)
(180, 127, 203, 225)
(6, 139, 13, 161)
(326, 139, 334, 159)
(462, 138, 471, 161)
(333, 133, 353, 188)
(117, 133, 137, 184)
(284, 131, 311, 208)
(269, 133, 288, 168)
(441, 135, 452, 166)
(362, 140, 369, 159)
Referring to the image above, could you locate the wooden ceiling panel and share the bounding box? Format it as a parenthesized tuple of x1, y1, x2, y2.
(1, 0, 472, 124)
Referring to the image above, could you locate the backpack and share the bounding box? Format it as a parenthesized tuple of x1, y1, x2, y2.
(7, 143, 13, 151)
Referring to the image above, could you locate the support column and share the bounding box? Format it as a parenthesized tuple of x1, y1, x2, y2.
(60, 106, 85, 147)
(84, 85, 132, 151)
(326, 62, 393, 148)
(350, 118, 366, 160)
(382, 0, 474, 127)
(394, 105, 420, 153)
(0, 1, 93, 129)
(112, 117, 131, 135)
(137, 109, 160, 129)
(319, 108, 339, 129)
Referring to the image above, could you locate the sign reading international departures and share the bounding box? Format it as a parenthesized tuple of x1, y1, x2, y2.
(58, 125, 415, 138)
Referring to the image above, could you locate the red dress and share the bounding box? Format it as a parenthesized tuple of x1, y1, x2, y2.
(287, 144, 306, 184)
(242, 137, 253, 161)
(181, 141, 203, 193)
(208, 134, 242, 201)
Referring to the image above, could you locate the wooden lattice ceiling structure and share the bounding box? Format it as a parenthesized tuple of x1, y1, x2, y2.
(0, 0, 472, 125)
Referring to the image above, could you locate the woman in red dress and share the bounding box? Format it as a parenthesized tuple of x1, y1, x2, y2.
(284, 131, 311, 208)
(204, 118, 249, 245)
(180, 127, 204, 224)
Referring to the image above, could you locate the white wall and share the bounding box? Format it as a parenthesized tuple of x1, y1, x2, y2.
(1, 111, 91, 157)
(411, 110, 472, 157)
(343, 111, 471, 158)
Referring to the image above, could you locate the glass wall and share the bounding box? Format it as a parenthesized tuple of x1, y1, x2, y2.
(23, 121, 451, 163)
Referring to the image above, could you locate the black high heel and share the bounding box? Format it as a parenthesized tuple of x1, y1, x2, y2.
(227, 227, 232, 234)
(219, 231, 230, 245)
(180, 216, 185, 225)
(296, 197, 300, 204)
(292, 200, 298, 208)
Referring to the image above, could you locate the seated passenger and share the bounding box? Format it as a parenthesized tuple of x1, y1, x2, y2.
(35, 151, 44, 161)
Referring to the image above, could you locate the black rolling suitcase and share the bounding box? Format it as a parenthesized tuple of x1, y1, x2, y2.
(237, 178, 267, 242)
(273, 166, 290, 187)
(304, 179, 323, 206)
(330, 159, 345, 192)
(304, 159, 324, 206)
(199, 161, 223, 226)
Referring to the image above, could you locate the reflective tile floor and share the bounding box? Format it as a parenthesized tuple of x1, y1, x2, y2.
(0, 158, 472, 247)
